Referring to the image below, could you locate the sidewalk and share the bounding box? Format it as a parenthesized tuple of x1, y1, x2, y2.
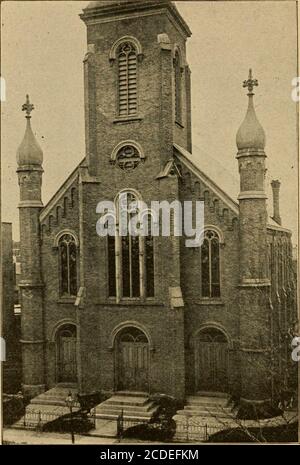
(3, 428, 118, 445)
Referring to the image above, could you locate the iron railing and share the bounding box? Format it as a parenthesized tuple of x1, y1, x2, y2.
(174, 418, 223, 442)
(13, 407, 223, 442)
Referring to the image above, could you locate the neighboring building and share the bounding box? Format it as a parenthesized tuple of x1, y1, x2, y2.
(12, 241, 21, 348)
(1, 223, 21, 393)
(16, 0, 297, 408)
(292, 245, 298, 277)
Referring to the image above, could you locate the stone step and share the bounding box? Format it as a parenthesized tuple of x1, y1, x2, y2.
(196, 391, 229, 398)
(186, 398, 229, 405)
(95, 413, 152, 422)
(30, 398, 80, 408)
(177, 409, 232, 419)
(31, 393, 79, 401)
(104, 396, 150, 407)
(96, 408, 157, 420)
(187, 394, 228, 402)
(184, 405, 232, 413)
(115, 391, 149, 398)
(185, 400, 230, 408)
(186, 401, 229, 409)
(174, 393, 235, 423)
(33, 391, 76, 398)
(30, 387, 79, 406)
(95, 394, 159, 423)
(32, 395, 68, 401)
(56, 383, 77, 389)
(31, 399, 66, 406)
(12, 386, 81, 430)
(97, 400, 155, 413)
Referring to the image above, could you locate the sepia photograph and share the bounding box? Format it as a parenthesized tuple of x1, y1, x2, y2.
(0, 0, 299, 448)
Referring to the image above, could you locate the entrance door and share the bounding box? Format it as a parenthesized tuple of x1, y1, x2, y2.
(116, 327, 149, 392)
(195, 328, 229, 392)
(57, 324, 77, 383)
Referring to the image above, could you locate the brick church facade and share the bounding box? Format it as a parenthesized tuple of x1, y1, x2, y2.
(16, 1, 297, 407)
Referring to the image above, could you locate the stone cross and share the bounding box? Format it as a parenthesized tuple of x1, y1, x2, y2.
(243, 69, 258, 95)
(22, 94, 34, 118)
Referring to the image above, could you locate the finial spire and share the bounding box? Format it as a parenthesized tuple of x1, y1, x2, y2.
(17, 95, 43, 167)
(22, 94, 34, 119)
(236, 69, 265, 151)
(243, 69, 258, 96)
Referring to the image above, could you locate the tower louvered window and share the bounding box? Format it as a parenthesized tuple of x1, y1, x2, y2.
(118, 42, 137, 116)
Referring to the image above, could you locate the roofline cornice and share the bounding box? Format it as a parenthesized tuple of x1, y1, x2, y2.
(39, 159, 85, 222)
(80, 2, 191, 38)
(174, 143, 239, 216)
(267, 224, 292, 235)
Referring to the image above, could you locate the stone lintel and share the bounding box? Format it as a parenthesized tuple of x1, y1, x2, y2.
(238, 278, 271, 288)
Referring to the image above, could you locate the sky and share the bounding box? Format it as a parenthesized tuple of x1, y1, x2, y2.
(1, 0, 298, 242)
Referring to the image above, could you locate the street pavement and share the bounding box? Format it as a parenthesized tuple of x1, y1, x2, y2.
(2, 428, 118, 445)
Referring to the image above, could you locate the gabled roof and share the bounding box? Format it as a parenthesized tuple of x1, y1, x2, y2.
(174, 143, 239, 215)
(39, 158, 85, 223)
(267, 217, 291, 235)
(174, 143, 292, 235)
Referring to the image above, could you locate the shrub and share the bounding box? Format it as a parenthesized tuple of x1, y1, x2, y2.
(3, 393, 25, 426)
(42, 411, 94, 434)
(236, 401, 283, 420)
(123, 419, 177, 442)
(208, 421, 298, 443)
(150, 394, 182, 421)
(122, 394, 180, 442)
(77, 391, 109, 413)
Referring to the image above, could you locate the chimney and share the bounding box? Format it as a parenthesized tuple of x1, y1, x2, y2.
(271, 180, 281, 225)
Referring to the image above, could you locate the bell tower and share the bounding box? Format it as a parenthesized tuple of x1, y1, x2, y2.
(79, 1, 192, 399)
(80, 0, 192, 178)
(236, 70, 271, 403)
(17, 95, 45, 398)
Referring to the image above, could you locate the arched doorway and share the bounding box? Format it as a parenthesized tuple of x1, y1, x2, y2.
(56, 324, 77, 383)
(195, 327, 229, 393)
(115, 327, 149, 392)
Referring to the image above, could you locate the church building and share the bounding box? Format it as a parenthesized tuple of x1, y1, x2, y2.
(16, 0, 296, 412)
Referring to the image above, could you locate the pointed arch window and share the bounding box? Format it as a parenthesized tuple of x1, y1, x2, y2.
(118, 42, 137, 116)
(58, 234, 78, 297)
(107, 191, 154, 300)
(174, 50, 182, 124)
(201, 230, 221, 298)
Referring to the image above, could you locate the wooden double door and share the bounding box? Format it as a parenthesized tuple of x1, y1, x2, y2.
(56, 324, 77, 383)
(195, 328, 229, 392)
(116, 327, 149, 392)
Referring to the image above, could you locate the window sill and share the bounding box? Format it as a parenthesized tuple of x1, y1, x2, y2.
(98, 299, 164, 307)
(57, 298, 76, 304)
(113, 115, 143, 124)
(194, 298, 224, 306)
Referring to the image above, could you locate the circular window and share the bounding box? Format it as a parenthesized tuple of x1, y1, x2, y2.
(116, 145, 141, 172)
